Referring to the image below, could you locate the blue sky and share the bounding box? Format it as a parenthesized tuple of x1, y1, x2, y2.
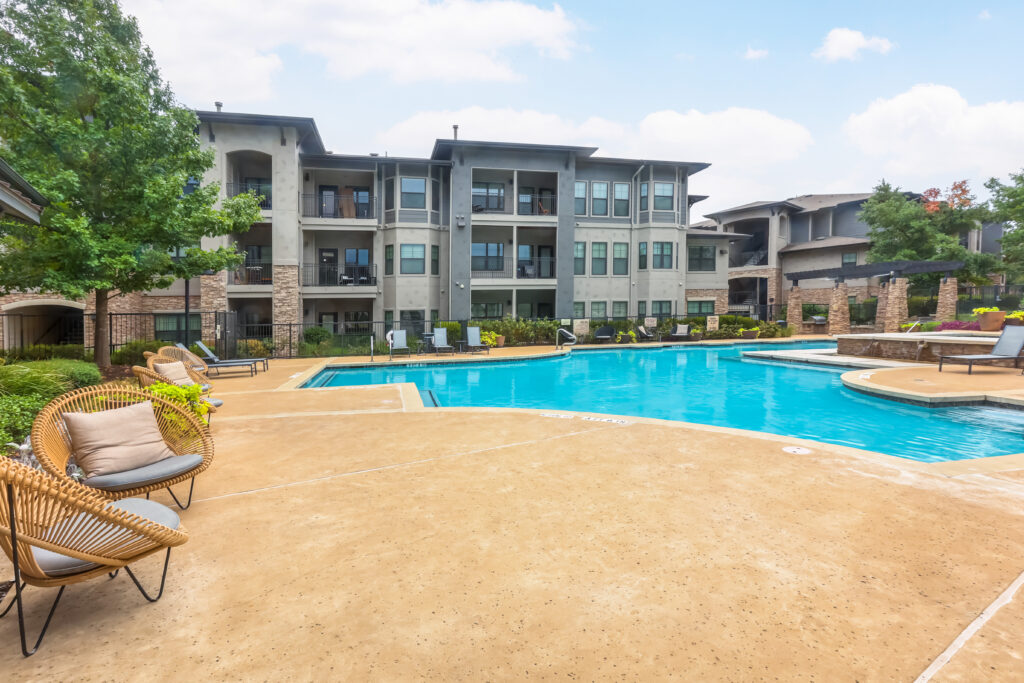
(125, 0, 1024, 214)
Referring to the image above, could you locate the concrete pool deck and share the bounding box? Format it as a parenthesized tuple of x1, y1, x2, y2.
(4, 346, 1024, 679)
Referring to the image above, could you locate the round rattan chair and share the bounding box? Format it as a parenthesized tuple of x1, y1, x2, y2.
(0, 457, 188, 656)
(31, 386, 214, 509)
(157, 345, 210, 376)
(131, 366, 219, 417)
(147, 353, 211, 388)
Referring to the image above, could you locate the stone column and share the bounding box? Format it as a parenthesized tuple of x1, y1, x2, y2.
(828, 282, 851, 336)
(273, 264, 301, 356)
(936, 277, 958, 322)
(200, 272, 228, 342)
(714, 289, 729, 314)
(874, 282, 889, 332)
(786, 285, 802, 334)
(882, 277, 909, 333)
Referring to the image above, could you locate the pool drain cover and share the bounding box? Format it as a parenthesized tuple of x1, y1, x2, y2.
(783, 446, 812, 455)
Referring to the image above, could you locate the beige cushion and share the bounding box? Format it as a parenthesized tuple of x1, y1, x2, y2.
(153, 360, 194, 386)
(63, 401, 175, 479)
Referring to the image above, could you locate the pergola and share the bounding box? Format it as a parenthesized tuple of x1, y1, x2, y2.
(784, 260, 965, 286)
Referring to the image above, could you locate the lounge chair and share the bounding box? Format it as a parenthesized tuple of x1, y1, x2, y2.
(637, 325, 657, 342)
(0, 457, 188, 657)
(667, 324, 691, 341)
(938, 326, 1024, 374)
(432, 327, 455, 355)
(466, 326, 490, 354)
(389, 329, 411, 360)
(31, 386, 215, 510)
(192, 340, 266, 374)
(594, 325, 615, 343)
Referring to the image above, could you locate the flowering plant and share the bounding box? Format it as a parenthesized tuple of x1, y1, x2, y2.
(1006, 311, 1024, 320)
(971, 307, 1000, 315)
(479, 330, 499, 348)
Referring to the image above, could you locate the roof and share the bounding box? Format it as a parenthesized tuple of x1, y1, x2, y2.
(0, 157, 47, 207)
(786, 193, 874, 212)
(578, 156, 711, 175)
(300, 153, 450, 168)
(687, 194, 709, 205)
(687, 219, 718, 230)
(196, 110, 325, 154)
(705, 200, 801, 219)
(431, 138, 598, 160)
(778, 236, 869, 254)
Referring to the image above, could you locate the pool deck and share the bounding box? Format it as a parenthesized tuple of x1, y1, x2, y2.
(4, 341, 1024, 679)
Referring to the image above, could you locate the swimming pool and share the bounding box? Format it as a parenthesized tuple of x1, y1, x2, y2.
(304, 342, 1024, 462)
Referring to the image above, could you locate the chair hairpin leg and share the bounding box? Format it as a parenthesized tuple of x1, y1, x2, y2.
(108, 570, 119, 580)
(122, 548, 172, 603)
(165, 477, 196, 510)
(0, 580, 25, 617)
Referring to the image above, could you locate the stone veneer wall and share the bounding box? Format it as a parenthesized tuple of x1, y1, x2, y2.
(881, 277, 909, 333)
(201, 274, 228, 341)
(728, 267, 782, 309)
(836, 336, 1015, 365)
(936, 277, 958, 322)
(827, 283, 851, 336)
(272, 265, 300, 356)
(684, 289, 729, 314)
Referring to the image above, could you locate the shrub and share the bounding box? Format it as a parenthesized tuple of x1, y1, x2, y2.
(937, 320, 981, 331)
(0, 393, 49, 445)
(110, 339, 165, 365)
(237, 338, 273, 358)
(0, 343, 88, 362)
(302, 326, 333, 345)
(435, 321, 463, 342)
(22, 360, 101, 389)
(705, 324, 742, 339)
(0, 364, 70, 400)
(757, 322, 784, 338)
(145, 381, 209, 424)
(476, 318, 561, 345)
(999, 294, 1022, 310)
(908, 296, 938, 318)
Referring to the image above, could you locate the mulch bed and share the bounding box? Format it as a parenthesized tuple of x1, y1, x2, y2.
(99, 365, 134, 382)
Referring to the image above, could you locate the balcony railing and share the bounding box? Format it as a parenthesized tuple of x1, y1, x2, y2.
(232, 261, 273, 285)
(226, 182, 272, 210)
(301, 193, 376, 219)
(729, 249, 768, 268)
(471, 193, 557, 216)
(471, 256, 556, 279)
(301, 263, 377, 287)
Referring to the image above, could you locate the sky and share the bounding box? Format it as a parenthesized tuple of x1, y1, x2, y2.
(122, 0, 1024, 216)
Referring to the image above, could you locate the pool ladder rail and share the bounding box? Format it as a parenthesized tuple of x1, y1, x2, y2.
(557, 328, 577, 348)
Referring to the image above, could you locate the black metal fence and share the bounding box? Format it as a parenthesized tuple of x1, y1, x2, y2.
(226, 182, 272, 209)
(299, 264, 377, 287)
(957, 284, 1024, 317)
(300, 193, 376, 219)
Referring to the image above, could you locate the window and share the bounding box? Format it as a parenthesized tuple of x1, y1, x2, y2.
(472, 242, 504, 271)
(431, 179, 440, 212)
(471, 302, 503, 318)
(591, 301, 606, 318)
(385, 244, 394, 275)
(431, 309, 439, 322)
(344, 248, 369, 266)
(687, 300, 715, 315)
(653, 242, 673, 269)
(574, 242, 586, 275)
(591, 242, 607, 275)
(384, 310, 394, 326)
(400, 178, 426, 209)
(652, 300, 672, 317)
(591, 182, 608, 216)
(654, 182, 674, 210)
(400, 244, 425, 274)
(517, 302, 532, 318)
(687, 245, 716, 272)
(612, 301, 627, 318)
(472, 181, 504, 212)
(431, 245, 439, 275)
(640, 182, 649, 211)
(638, 242, 647, 269)
(573, 301, 585, 317)
(613, 183, 630, 217)
(385, 178, 395, 211)
(613, 242, 628, 275)
(518, 186, 534, 215)
(574, 181, 587, 215)
(400, 310, 425, 336)
(154, 314, 200, 345)
(842, 252, 857, 266)
(638, 301, 646, 317)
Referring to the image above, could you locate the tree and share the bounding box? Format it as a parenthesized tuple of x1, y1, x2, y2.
(986, 170, 1024, 281)
(860, 180, 999, 286)
(0, 0, 262, 366)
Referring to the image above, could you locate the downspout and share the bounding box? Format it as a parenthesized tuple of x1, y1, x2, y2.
(631, 164, 644, 317)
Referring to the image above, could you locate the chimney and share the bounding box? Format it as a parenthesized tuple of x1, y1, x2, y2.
(452, 124, 458, 141)
(215, 101, 223, 112)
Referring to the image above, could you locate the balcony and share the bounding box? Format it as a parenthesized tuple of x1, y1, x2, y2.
(232, 261, 273, 285)
(471, 256, 555, 280)
(227, 182, 272, 210)
(301, 264, 377, 287)
(729, 249, 769, 268)
(301, 193, 376, 220)
(471, 193, 557, 217)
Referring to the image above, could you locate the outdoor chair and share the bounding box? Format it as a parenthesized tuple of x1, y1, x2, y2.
(466, 326, 490, 354)
(433, 327, 455, 355)
(132, 366, 223, 411)
(0, 457, 188, 657)
(192, 341, 265, 375)
(594, 325, 615, 343)
(938, 326, 1024, 374)
(389, 329, 411, 360)
(31, 386, 215, 510)
(667, 324, 691, 341)
(637, 326, 657, 342)
(147, 354, 215, 395)
(160, 345, 212, 376)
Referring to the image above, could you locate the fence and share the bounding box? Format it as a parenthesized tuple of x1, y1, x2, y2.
(957, 284, 1024, 318)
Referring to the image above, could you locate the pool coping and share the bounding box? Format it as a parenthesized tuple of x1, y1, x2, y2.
(840, 368, 1024, 410)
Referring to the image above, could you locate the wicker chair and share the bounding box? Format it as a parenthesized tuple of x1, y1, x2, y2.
(31, 386, 214, 509)
(147, 353, 211, 389)
(131, 366, 220, 415)
(158, 345, 210, 376)
(0, 457, 188, 656)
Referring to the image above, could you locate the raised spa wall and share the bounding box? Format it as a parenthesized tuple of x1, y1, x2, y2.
(835, 332, 1020, 365)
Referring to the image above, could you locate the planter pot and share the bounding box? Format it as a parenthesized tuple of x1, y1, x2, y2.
(690, 332, 704, 342)
(495, 335, 506, 347)
(741, 331, 759, 339)
(1005, 317, 1023, 326)
(978, 311, 1006, 332)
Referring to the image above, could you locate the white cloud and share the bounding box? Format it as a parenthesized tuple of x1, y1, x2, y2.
(978, 9, 992, 20)
(813, 28, 893, 62)
(122, 0, 579, 104)
(377, 106, 814, 212)
(744, 46, 769, 60)
(843, 84, 1024, 181)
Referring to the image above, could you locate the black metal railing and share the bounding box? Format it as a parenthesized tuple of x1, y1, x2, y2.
(232, 261, 273, 285)
(516, 256, 556, 278)
(471, 193, 557, 216)
(300, 193, 376, 219)
(471, 256, 556, 279)
(226, 182, 272, 209)
(300, 264, 377, 287)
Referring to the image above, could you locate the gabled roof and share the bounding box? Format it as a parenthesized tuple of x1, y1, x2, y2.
(705, 200, 802, 219)
(687, 194, 709, 205)
(779, 236, 869, 254)
(196, 110, 326, 154)
(431, 138, 597, 160)
(786, 193, 873, 212)
(0, 157, 47, 207)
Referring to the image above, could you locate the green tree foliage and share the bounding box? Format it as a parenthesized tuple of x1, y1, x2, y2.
(0, 0, 262, 366)
(860, 180, 999, 286)
(986, 170, 1024, 281)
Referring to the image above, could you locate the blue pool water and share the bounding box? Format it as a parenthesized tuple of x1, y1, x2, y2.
(304, 342, 1024, 462)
